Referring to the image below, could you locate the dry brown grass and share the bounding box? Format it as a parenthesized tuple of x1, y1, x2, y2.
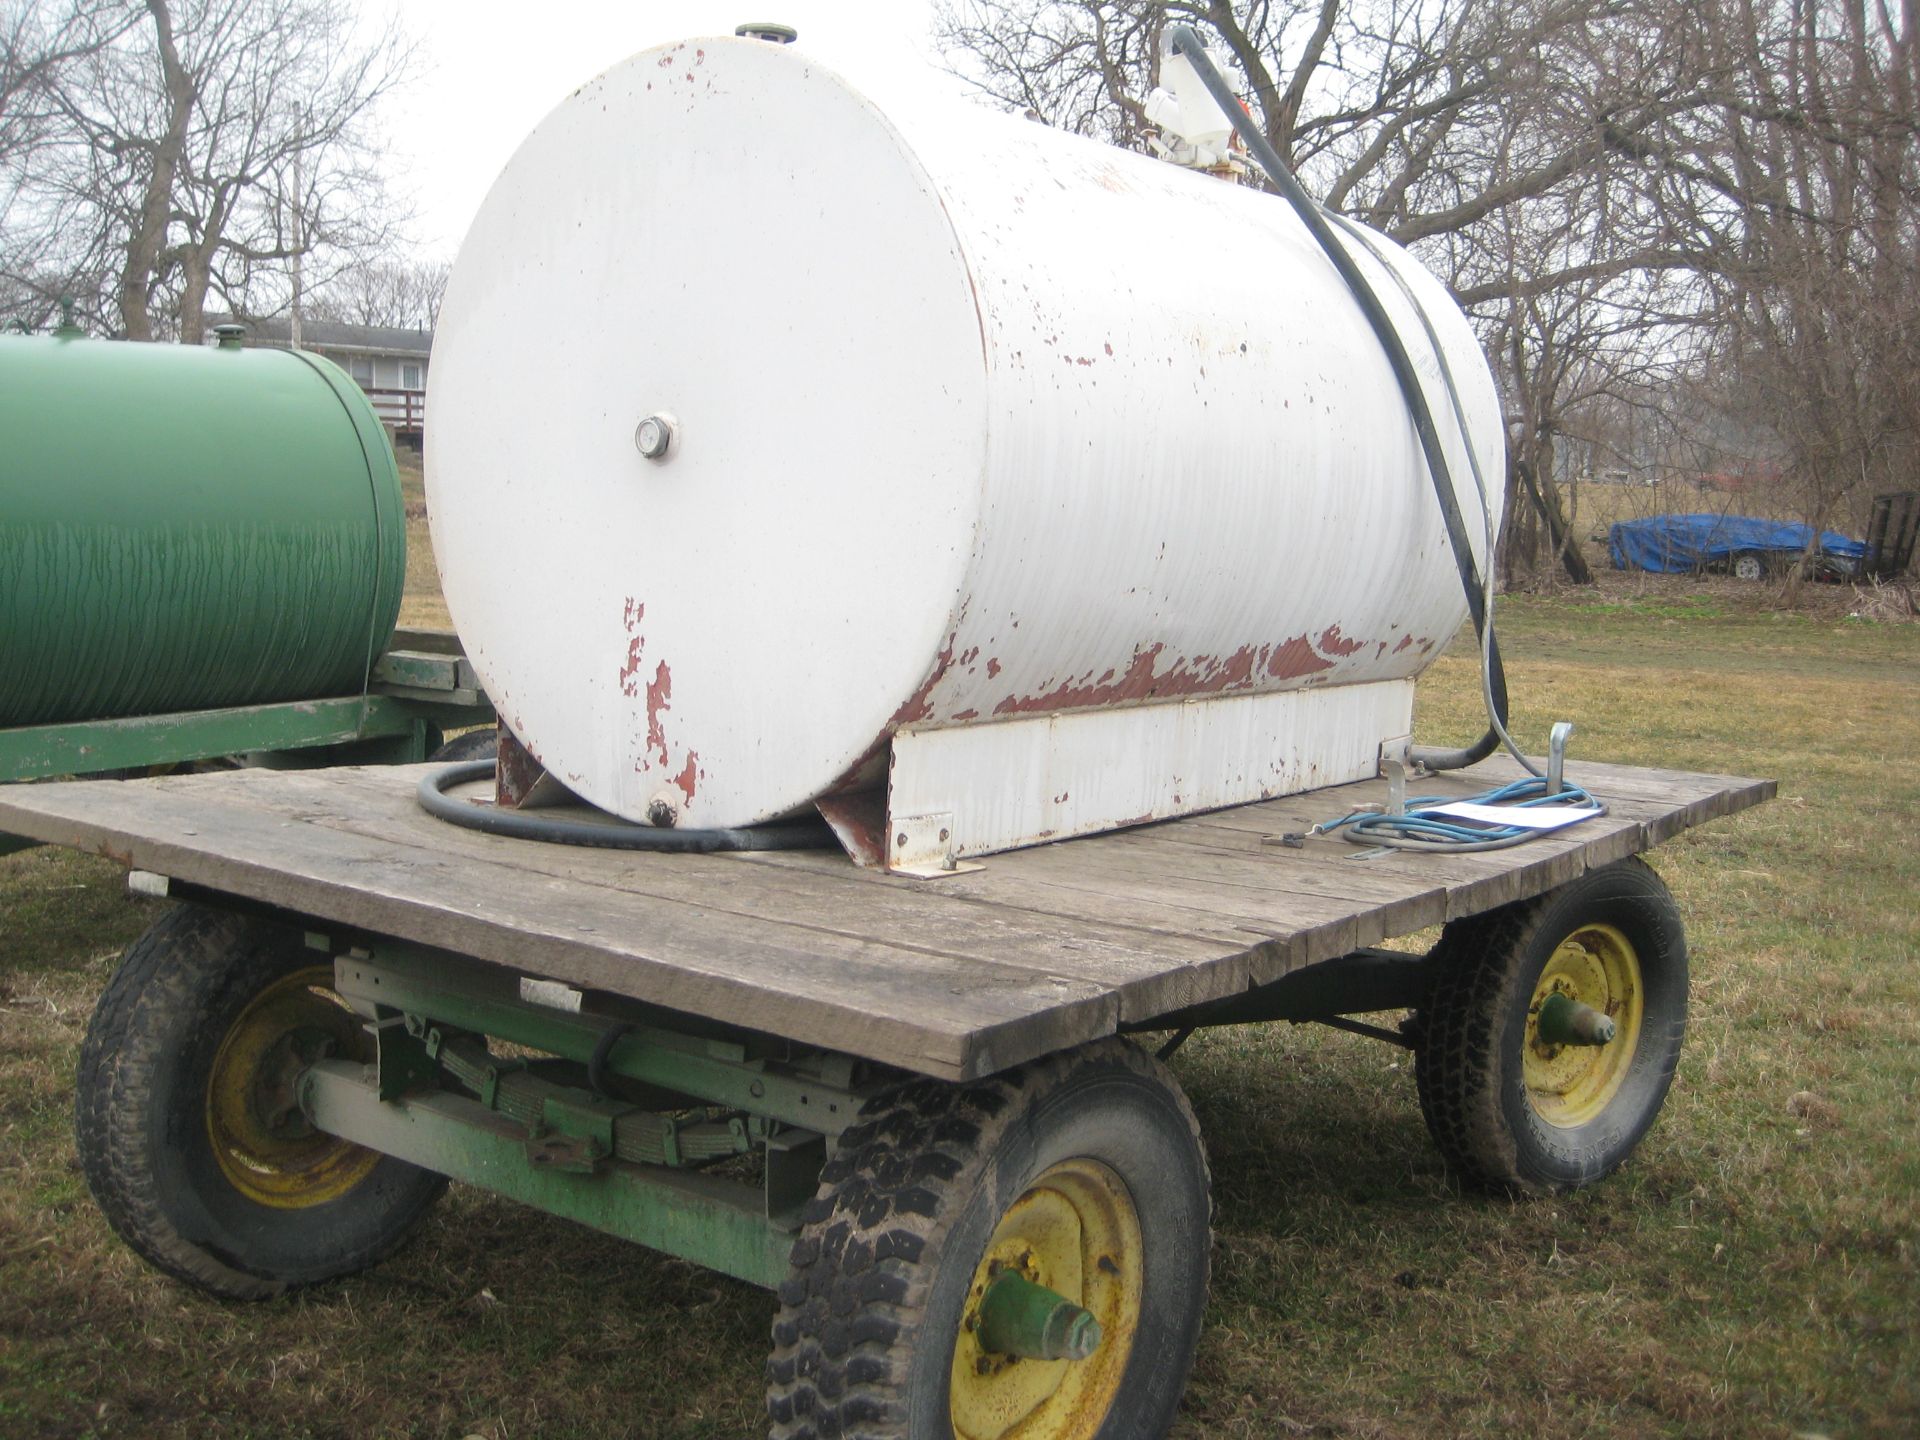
(397, 451, 451, 632)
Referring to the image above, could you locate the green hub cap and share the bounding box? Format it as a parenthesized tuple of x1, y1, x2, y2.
(976, 1271, 1103, 1362)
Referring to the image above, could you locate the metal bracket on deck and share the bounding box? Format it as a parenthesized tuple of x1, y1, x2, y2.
(1548, 721, 1575, 795)
(887, 810, 986, 879)
(1378, 733, 1414, 776)
(1381, 759, 1408, 817)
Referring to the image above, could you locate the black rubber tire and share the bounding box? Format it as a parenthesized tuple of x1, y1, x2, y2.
(766, 1038, 1211, 1440)
(1414, 857, 1688, 1194)
(428, 725, 500, 764)
(74, 903, 447, 1300)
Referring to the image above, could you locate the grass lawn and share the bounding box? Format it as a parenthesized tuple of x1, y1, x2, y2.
(1, 566, 1915, 1438)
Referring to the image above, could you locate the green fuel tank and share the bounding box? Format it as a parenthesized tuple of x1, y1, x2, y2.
(0, 326, 406, 728)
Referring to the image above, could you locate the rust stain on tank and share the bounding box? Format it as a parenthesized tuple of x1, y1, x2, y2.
(1393, 633, 1416, 654)
(985, 658, 1002, 678)
(645, 662, 672, 765)
(1317, 624, 1365, 657)
(672, 751, 700, 802)
(1263, 635, 1336, 679)
(619, 599, 646, 697)
(992, 643, 1165, 716)
(991, 631, 1359, 717)
(1215, 644, 1260, 686)
(890, 635, 958, 727)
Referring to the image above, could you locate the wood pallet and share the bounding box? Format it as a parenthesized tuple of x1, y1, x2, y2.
(0, 758, 1772, 1080)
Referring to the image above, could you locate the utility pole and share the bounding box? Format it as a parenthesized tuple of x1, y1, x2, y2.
(290, 148, 304, 348)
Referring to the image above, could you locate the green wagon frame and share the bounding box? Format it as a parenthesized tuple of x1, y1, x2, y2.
(0, 627, 492, 857)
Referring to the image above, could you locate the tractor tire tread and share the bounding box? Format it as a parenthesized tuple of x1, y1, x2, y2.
(74, 904, 444, 1301)
(765, 1038, 1204, 1440)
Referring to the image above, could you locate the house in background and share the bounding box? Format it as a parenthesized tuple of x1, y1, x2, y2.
(209, 316, 432, 447)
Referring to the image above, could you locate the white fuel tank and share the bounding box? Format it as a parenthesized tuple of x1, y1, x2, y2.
(427, 34, 1504, 836)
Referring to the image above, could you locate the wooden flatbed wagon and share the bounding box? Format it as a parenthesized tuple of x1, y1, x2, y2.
(0, 755, 1770, 1438)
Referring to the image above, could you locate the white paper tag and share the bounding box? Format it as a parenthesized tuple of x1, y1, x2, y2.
(518, 976, 584, 1011)
(1425, 802, 1602, 831)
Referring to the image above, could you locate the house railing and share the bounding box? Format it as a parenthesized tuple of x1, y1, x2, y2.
(362, 387, 425, 434)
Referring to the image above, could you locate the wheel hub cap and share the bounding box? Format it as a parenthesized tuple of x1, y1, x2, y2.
(205, 966, 381, 1208)
(1523, 923, 1644, 1128)
(950, 1157, 1142, 1440)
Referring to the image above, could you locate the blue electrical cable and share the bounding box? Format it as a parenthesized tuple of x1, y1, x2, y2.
(1308, 776, 1607, 853)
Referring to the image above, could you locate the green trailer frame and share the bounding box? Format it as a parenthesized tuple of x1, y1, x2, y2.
(0, 627, 491, 856)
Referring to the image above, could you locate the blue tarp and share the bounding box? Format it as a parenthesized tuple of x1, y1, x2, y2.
(1609, 514, 1866, 574)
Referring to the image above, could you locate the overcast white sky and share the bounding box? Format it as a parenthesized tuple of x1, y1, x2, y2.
(371, 1, 957, 259)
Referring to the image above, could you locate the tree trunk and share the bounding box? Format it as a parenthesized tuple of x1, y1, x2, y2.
(1517, 458, 1593, 585)
(117, 0, 192, 339)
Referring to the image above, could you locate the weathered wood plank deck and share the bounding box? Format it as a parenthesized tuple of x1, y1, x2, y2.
(0, 758, 1773, 1080)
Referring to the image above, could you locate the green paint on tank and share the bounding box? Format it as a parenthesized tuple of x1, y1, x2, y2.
(0, 330, 406, 727)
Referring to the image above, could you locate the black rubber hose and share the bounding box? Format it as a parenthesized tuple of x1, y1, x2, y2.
(1168, 25, 1506, 770)
(416, 760, 835, 852)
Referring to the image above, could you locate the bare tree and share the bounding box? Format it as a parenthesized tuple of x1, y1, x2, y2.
(1689, 0, 1919, 591)
(935, 1, 1731, 583)
(1, 0, 414, 340)
(0, 1, 139, 327)
(305, 256, 447, 330)
(1, 2, 134, 157)
(935, 0, 1920, 588)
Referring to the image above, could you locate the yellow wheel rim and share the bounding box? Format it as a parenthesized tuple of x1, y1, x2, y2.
(949, 1158, 1143, 1440)
(1523, 923, 1643, 1128)
(205, 966, 380, 1209)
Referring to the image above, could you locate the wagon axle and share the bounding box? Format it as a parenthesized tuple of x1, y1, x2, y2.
(974, 1270, 1104, 1364)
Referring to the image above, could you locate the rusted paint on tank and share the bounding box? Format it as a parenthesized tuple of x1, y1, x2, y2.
(496, 727, 547, 809)
(818, 737, 890, 797)
(889, 634, 958, 727)
(989, 629, 1364, 718)
(815, 790, 888, 868)
(672, 751, 700, 802)
(1263, 635, 1336, 679)
(985, 658, 1002, 678)
(645, 662, 672, 765)
(1393, 633, 1416, 654)
(1317, 624, 1365, 657)
(619, 598, 646, 697)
